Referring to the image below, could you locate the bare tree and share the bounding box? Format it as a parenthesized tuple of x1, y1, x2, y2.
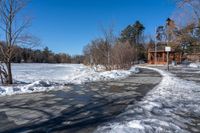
(111, 41, 135, 69)
(0, 0, 37, 84)
(100, 24, 116, 70)
(176, 0, 200, 19)
(85, 38, 110, 68)
(83, 23, 138, 70)
(173, 0, 200, 57)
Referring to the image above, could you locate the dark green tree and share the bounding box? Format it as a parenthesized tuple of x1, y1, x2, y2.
(156, 26, 166, 42)
(120, 21, 145, 46)
(132, 21, 145, 44)
(43, 47, 52, 63)
(119, 21, 145, 62)
(120, 25, 135, 45)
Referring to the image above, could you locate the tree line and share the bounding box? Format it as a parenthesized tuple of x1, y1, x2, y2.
(8, 45, 84, 64)
(0, 40, 84, 64)
(83, 21, 146, 70)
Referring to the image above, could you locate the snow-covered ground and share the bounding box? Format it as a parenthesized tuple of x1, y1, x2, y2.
(95, 66, 200, 133)
(188, 62, 200, 68)
(0, 64, 139, 96)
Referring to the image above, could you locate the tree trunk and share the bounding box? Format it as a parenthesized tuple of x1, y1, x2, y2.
(6, 62, 13, 84)
(0, 70, 3, 84)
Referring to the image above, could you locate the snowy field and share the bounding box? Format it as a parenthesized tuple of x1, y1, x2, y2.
(0, 63, 139, 96)
(95, 66, 200, 133)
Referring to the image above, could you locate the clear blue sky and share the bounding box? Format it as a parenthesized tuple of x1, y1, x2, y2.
(26, 0, 176, 55)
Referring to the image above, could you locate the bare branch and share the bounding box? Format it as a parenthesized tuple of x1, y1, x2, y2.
(0, 0, 33, 84)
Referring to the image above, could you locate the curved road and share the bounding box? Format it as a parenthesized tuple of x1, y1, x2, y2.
(0, 68, 161, 133)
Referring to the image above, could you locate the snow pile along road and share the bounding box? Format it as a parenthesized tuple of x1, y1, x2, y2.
(95, 66, 200, 133)
(0, 80, 65, 96)
(0, 64, 139, 96)
(66, 65, 139, 84)
(189, 62, 200, 68)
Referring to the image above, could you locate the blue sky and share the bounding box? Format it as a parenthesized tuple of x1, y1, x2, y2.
(26, 0, 176, 55)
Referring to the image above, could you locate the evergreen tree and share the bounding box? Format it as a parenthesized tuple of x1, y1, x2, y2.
(120, 25, 135, 45)
(120, 21, 145, 46)
(132, 21, 145, 44)
(156, 26, 166, 42)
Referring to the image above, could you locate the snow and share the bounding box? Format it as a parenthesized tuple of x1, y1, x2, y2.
(95, 66, 200, 133)
(0, 80, 64, 96)
(66, 65, 139, 84)
(0, 63, 139, 96)
(188, 62, 200, 68)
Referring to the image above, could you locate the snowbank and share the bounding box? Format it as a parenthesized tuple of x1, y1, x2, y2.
(189, 62, 200, 68)
(0, 64, 139, 96)
(95, 66, 200, 133)
(66, 65, 139, 84)
(0, 81, 65, 96)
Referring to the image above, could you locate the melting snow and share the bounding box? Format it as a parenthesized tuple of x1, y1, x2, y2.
(95, 66, 200, 133)
(189, 62, 200, 68)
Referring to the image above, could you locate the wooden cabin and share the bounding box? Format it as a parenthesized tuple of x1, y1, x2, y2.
(148, 43, 182, 65)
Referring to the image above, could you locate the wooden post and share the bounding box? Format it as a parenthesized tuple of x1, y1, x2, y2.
(165, 47, 171, 71)
(162, 52, 165, 64)
(167, 52, 170, 71)
(148, 52, 151, 64)
(154, 43, 157, 65)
